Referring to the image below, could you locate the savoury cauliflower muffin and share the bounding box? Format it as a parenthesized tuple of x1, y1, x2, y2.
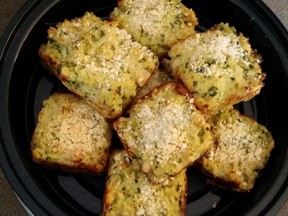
(103, 150, 187, 216)
(31, 93, 112, 174)
(114, 82, 214, 183)
(110, 0, 198, 58)
(197, 108, 274, 192)
(163, 22, 265, 115)
(39, 12, 159, 119)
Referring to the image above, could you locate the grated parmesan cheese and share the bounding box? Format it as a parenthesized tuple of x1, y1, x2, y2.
(200, 108, 274, 191)
(135, 102, 189, 164)
(114, 82, 214, 183)
(111, 0, 198, 57)
(185, 32, 250, 77)
(31, 93, 113, 174)
(103, 150, 187, 215)
(40, 12, 159, 118)
(54, 104, 107, 153)
(163, 22, 265, 115)
(135, 181, 167, 216)
(123, 0, 183, 36)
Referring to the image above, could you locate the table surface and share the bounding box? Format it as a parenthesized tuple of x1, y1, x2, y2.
(0, 0, 288, 215)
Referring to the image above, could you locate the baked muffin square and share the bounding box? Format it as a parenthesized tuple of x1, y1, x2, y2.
(110, 0, 198, 58)
(103, 150, 187, 215)
(197, 108, 274, 191)
(113, 82, 214, 183)
(163, 22, 265, 115)
(38, 12, 159, 119)
(31, 93, 112, 174)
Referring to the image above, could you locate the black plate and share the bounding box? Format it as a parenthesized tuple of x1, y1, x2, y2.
(1, 0, 288, 215)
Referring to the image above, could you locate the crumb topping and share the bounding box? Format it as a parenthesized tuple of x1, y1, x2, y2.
(43, 96, 110, 154)
(43, 12, 158, 118)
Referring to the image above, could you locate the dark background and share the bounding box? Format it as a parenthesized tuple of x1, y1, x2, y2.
(0, 0, 287, 215)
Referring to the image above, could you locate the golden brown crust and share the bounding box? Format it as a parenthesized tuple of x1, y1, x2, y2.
(102, 150, 187, 215)
(39, 12, 159, 119)
(163, 22, 265, 115)
(196, 108, 274, 192)
(31, 92, 113, 174)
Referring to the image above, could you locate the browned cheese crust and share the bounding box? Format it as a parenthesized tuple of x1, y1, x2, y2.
(31, 93, 113, 174)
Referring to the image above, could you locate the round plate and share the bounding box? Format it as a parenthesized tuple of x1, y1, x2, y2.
(1, 0, 288, 215)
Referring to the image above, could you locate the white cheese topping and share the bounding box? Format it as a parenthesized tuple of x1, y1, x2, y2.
(135, 180, 167, 216)
(73, 26, 153, 84)
(185, 32, 250, 77)
(136, 102, 189, 164)
(122, 85, 196, 166)
(209, 114, 264, 170)
(49, 103, 108, 154)
(124, 0, 184, 36)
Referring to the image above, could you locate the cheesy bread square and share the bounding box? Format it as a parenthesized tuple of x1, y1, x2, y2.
(163, 22, 265, 115)
(103, 150, 187, 216)
(38, 12, 159, 119)
(197, 108, 274, 192)
(110, 0, 198, 58)
(31, 93, 112, 174)
(113, 82, 214, 183)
